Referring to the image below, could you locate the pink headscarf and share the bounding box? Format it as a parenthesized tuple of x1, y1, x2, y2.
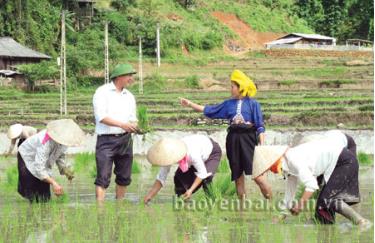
(178, 155, 189, 173)
(42, 132, 51, 145)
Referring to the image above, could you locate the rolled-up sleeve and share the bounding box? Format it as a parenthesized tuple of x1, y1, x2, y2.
(55, 146, 69, 175)
(203, 100, 229, 119)
(156, 166, 171, 186)
(32, 143, 52, 180)
(297, 165, 319, 192)
(93, 89, 108, 122)
(191, 156, 212, 180)
(252, 100, 265, 134)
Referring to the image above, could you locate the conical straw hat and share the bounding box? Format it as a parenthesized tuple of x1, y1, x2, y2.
(147, 138, 187, 166)
(297, 134, 324, 145)
(252, 145, 288, 179)
(7, 124, 23, 139)
(47, 119, 85, 147)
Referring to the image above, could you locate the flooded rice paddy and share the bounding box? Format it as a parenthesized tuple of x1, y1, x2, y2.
(0, 155, 373, 242)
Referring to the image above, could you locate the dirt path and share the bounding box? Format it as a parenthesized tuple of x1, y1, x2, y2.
(211, 11, 284, 51)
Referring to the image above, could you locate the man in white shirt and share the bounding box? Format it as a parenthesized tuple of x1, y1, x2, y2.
(143, 135, 222, 203)
(93, 64, 138, 202)
(251, 130, 371, 230)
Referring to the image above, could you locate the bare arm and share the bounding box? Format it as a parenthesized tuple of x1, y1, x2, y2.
(290, 190, 314, 215)
(44, 177, 64, 196)
(144, 180, 163, 204)
(5, 139, 17, 156)
(180, 98, 204, 112)
(183, 176, 203, 200)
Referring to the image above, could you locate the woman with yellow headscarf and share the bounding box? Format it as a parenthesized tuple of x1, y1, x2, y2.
(180, 70, 266, 202)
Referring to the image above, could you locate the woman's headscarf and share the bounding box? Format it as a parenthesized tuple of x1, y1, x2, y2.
(230, 69, 257, 97)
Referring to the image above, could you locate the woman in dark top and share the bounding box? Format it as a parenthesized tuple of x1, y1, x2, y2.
(180, 70, 271, 202)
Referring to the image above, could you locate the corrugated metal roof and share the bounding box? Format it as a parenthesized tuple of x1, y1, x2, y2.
(0, 70, 21, 76)
(287, 33, 335, 41)
(265, 37, 302, 45)
(0, 37, 51, 59)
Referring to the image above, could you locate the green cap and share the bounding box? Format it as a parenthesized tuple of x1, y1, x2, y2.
(110, 64, 137, 79)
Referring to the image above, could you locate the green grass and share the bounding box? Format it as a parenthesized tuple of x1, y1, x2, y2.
(293, 67, 347, 78)
(279, 80, 298, 86)
(0, 57, 372, 132)
(217, 158, 231, 173)
(5, 165, 18, 189)
(74, 153, 95, 173)
(248, 51, 267, 58)
(131, 160, 142, 174)
(358, 152, 373, 166)
(185, 75, 200, 89)
(319, 79, 357, 87)
(196, 174, 236, 201)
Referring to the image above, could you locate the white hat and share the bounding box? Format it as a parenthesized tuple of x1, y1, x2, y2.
(47, 119, 85, 147)
(252, 145, 288, 179)
(7, 124, 23, 139)
(147, 138, 187, 166)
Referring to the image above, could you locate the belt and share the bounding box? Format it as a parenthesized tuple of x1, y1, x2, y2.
(98, 133, 127, 137)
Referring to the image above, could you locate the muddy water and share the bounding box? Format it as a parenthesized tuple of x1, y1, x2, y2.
(0, 155, 373, 242)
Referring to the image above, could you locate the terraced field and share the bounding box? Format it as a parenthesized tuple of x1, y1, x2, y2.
(0, 88, 373, 132)
(0, 52, 373, 132)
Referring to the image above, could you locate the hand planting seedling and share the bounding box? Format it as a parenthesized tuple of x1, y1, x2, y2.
(63, 167, 74, 181)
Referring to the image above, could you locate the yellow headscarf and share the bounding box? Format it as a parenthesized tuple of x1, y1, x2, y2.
(230, 70, 257, 97)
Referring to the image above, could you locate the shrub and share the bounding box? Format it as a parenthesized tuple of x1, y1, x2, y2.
(185, 75, 200, 89)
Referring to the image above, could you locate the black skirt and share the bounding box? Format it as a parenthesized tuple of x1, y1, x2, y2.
(174, 139, 222, 196)
(226, 124, 258, 181)
(315, 146, 360, 224)
(17, 151, 51, 203)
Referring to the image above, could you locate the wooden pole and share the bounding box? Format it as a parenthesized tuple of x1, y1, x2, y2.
(156, 23, 160, 68)
(60, 10, 67, 116)
(138, 36, 143, 94)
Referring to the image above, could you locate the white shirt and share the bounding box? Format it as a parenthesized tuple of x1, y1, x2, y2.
(156, 135, 214, 186)
(93, 82, 137, 135)
(281, 130, 348, 210)
(18, 130, 69, 180)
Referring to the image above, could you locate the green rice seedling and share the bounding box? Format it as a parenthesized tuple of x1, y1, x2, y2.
(89, 165, 97, 178)
(132, 160, 142, 174)
(279, 80, 298, 86)
(358, 152, 373, 166)
(217, 158, 230, 173)
(73, 152, 95, 173)
(137, 106, 151, 134)
(52, 193, 70, 204)
(203, 174, 236, 201)
(295, 184, 319, 214)
(5, 165, 18, 189)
